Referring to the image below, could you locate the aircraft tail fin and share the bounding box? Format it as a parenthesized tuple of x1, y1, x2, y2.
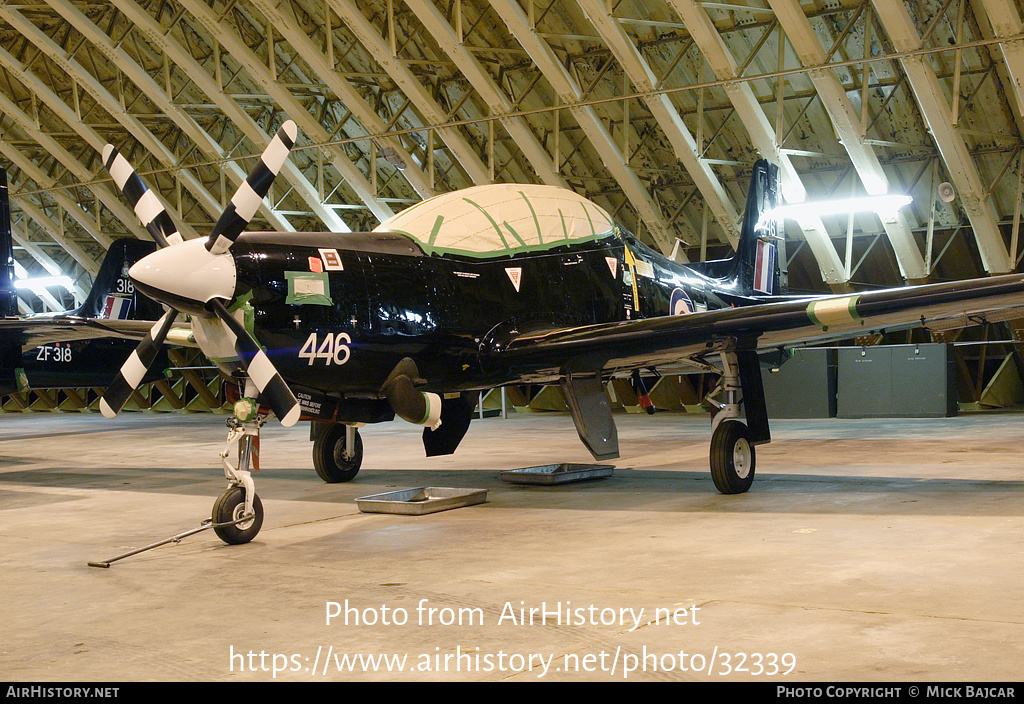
(0, 169, 17, 317)
(690, 159, 784, 297)
(74, 238, 162, 321)
(734, 158, 783, 296)
(0, 170, 158, 320)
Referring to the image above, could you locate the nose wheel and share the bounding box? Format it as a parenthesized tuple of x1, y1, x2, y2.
(212, 486, 264, 545)
(87, 397, 271, 565)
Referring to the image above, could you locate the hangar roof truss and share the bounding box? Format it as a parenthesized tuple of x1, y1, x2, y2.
(2, 0, 1024, 309)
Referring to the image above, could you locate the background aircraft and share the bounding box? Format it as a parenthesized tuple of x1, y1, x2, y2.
(0, 168, 177, 398)
(95, 120, 1024, 545)
(0, 239, 174, 396)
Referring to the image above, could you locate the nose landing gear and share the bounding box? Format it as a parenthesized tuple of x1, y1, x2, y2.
(214, 401, 267, 545)
(87, 397, 272, 567)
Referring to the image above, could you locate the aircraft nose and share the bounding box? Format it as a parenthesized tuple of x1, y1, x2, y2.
(129, 238, 237, 315)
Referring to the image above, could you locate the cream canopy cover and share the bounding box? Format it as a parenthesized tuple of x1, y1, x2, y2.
(374, 183, 617, 257)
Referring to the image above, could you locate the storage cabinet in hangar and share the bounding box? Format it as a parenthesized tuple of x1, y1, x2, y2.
(836, 344, 957, 418)
(761, 347, 836, 418)
(761, 344, 957, 418)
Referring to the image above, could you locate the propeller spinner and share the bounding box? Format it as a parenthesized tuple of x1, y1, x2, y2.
(99, 121, 301, 427)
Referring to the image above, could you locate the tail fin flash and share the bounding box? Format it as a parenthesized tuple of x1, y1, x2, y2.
(74, 238, 161, 321)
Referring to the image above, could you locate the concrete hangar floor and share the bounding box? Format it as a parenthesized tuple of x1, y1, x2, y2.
(0, 408, 1021, 683)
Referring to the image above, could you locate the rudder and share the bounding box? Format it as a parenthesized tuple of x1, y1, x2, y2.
(735, 159, 783, 296)
(686, 159, 783, 297)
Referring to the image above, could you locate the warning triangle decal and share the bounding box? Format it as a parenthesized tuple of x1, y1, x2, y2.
(505, 267, 522, 292)
(605, 257, 618, 278)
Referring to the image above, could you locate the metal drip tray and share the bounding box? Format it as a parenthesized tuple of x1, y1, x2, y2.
(355, 487, 488, 515)
(500, 463, 614, 485)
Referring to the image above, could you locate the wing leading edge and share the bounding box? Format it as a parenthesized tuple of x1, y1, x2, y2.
(0, 317, 196, 352)
(487, 272, 1024, 463)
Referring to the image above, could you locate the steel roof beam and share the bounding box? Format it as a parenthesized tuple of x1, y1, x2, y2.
(0, 50, 187, 245)
(667, 0, 847, 287)
(247, 0, 436, 200)
(766, 0, 927, 283)
(978, 0, 1024, 120)
(872, 0, 1012, 274)
(574, 0, 741, 248)
(9, 227, 87, 303)
(10, 198, 101, 278)
(488, 0, 680, 253)
(403, 0, 567, 189)
(11, 255, 66, 312)
(0, 134, 107, 278)
(107, 0, 347, 233)
(328, 0, 493, 188)
(14, 296, 33, 316)
(5, 3, 226, 239)
(177, 0, 395, 224)
(0, 88, 136, 249)
(44, 0, 293, 233)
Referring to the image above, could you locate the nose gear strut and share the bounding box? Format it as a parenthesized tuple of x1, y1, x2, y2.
(214, 403, 267, 545)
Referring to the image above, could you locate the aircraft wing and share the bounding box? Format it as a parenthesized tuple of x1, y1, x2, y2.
(0, 316, 195, 352)
(496, 273, 1024, 376)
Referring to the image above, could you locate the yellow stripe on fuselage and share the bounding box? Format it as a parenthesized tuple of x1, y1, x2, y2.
(623, 247, 640, 308)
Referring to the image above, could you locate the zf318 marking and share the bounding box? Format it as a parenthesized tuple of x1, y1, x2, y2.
(299, 332, 351, 366)
(36, 343, 72, 362)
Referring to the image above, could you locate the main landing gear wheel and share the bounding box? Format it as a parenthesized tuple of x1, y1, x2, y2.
(212, 486, 264, 545)
(710, 419, 755, 494)
(313, 424, 363, 483)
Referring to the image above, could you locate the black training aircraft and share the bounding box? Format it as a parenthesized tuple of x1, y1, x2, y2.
(0, 167, 177, 397)
(96, 119, 1024, 545)
(0, 239, 176, 397)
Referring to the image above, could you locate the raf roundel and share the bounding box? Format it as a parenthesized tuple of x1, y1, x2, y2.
(669, 288, 694, 315)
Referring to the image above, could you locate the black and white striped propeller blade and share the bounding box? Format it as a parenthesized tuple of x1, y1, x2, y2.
(99, 309, 178, 419)
(207, 120, 297, 256)
(97, 144, 184, 418)
(210, 299, 300, 427)
(102, 145, 183, 248)
(100, 120, 301, 427)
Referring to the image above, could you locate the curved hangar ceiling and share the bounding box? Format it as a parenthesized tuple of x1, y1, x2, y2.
(2, 0, 1024, 311)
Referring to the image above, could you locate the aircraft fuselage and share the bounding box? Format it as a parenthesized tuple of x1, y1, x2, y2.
(227, 230, 762, 421)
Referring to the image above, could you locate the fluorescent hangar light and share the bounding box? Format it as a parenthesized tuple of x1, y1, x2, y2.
(765, 194, 913, 222)
(14, 276, 74, 291)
